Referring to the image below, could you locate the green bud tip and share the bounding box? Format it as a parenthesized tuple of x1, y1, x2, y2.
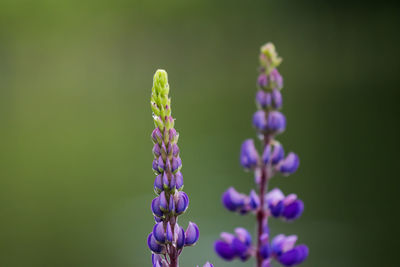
(260, 42, 282, 73)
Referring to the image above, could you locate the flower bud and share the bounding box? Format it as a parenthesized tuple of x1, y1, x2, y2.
(151, 128, 163, 144)
(172, 156, 182, 173)
(152, 222, 166, 243)
(240, 139, 259, 170)
(258, 74, 268, 88)
(249, 190, 260, 210)
(271, 143, 285, 165)
(154, 175, 163, 193)
(159, 191, 168, 211)
(267, 111, 286, 133)
(269, 69, 283, 90)
(157, 156, 165, 173)
(222, 187, 246, 212)
(153, 143, 161, 157)
(271, 89, 282, 109)
(185, 222, 200, 246)
(152, 159, 160, 174)
(256, 90, 272, 109)
(166, 222, 173, 243)
(176, 225, 185, 249)
(252, 110, 268, 132)
(172, 143, 179, 157)
(278, 152, 300, 175)
(151, 197, 163, 217)
(162, 172, 169, 189)
(175, 191, 189, 214)
(147, 233, 165, 254)
(169, 128, 178, 143)
(175, 171, 184, 190)
(169, 195, 175, 214)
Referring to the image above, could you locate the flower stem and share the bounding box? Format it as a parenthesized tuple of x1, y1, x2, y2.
(256, 135, 271, 267)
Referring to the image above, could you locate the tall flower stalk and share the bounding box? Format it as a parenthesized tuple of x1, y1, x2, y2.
(214, 43, 309, 267)
(147, 70, 213, 267)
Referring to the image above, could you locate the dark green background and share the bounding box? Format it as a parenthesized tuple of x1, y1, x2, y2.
(0, 1, 398, 266)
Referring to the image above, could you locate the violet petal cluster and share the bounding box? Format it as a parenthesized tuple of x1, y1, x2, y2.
(215, 43, 309, 267)
(148, 70, 210, 267)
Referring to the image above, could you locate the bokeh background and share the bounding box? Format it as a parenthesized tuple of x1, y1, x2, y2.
(0, 0, 399, 266)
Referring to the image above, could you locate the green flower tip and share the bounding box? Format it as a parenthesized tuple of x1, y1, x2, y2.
(260, 42, 282, 73)
(151, 69, 172, 127)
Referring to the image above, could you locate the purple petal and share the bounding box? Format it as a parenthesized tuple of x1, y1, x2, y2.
(185, 222, 200, 246)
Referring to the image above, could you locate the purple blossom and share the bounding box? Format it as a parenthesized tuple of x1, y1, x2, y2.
(240, 139, 260, 169)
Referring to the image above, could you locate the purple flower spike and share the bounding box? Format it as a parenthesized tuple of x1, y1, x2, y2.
(147, 233, 164, 254)
(279, 152, 300, 175)
(151, 197, 163, 217)
(267, 111, 286, 133)
(175, 171, 184, 190)
(240, 139, 259, 170)
(222, 187, 246, 211)
(153, 222, 166, 243)
(176, 225, 185, 249)
(159, 191, 168, 211)
(149, 70, 210, 264)
(214, 240, 236, 261)
(215, 43, 307, 266)
(253, 110, 268, 132)
(185, 222, 200, 246)
(272, 89, 282, 109)
(278, 244, 309, 266)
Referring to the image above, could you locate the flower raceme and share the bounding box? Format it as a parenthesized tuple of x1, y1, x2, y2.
(215, 43, 309, 267)
(147, 70, 211, 267)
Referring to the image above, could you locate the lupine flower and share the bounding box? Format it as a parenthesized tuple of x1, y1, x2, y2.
(215, 43, 308, 266)
(147, 70, 212, 266)
(271, 234, 309, 266)
(214, 228, 253, 261)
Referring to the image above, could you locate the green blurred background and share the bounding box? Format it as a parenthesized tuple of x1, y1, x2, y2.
(0, 0, 399, 266)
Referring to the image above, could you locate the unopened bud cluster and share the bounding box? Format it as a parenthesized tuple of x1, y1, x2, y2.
(215, 43, 309, 266)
